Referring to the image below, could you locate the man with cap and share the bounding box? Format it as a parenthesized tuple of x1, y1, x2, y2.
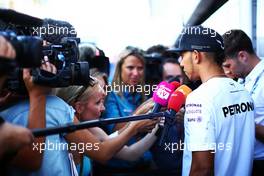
(171, 26, 255, 176)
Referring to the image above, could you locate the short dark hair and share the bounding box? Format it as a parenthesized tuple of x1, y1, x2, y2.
(146, 44, 168, 55)
(222, 29, 255, 58)
(204, 51, 225, 67)
(161, 58, 180, 69)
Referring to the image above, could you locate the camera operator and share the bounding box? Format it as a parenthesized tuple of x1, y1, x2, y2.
(0, 35, 58, 174)
(1, 10, 63, 170)
(0, 36, 34, 163)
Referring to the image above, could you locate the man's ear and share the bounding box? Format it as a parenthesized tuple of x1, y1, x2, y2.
(74, 102, 83, 114)
(192, 50, 201, 64)
(237, 51, 248, 64)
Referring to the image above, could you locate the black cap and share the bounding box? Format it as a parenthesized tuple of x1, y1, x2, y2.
(170, 26, 224, 53)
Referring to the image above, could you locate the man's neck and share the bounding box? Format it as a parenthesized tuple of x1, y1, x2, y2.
(245, 55, 261, 77)
(199, 63, 226, 83)
(250, 55, 260, 70)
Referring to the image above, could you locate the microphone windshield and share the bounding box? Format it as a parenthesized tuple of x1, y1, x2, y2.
(168, 85, 192, 112)
(170, 81, 181, 90)
(167, 91, 186, 112)
(175, 85, 192, 98)
(153, 81, 177, 106)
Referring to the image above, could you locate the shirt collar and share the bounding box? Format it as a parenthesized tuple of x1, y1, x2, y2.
(245, 59, 264, 84)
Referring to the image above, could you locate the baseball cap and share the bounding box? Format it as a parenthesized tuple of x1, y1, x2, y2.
(170, 25, 224, 53)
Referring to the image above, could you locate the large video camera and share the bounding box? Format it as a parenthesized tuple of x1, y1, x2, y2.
(78, 42, 110, 76)
(5, 36, 91, 93)
(0, 9, 91, 93)
(144, 53, 163, 86)
(144, 45, 180, 87)
(33, 37, 90, 87)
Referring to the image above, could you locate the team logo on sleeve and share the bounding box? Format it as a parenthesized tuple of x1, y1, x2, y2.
(187, 116, 202, 123)
(186, 103, 202, 114)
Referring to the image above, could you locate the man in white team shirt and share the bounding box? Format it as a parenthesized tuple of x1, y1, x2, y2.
(222, 29, 264, 175)
(170, 26, 255, 176)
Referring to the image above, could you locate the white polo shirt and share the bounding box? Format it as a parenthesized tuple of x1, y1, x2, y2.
(182, 77, 255, 176)
(244, 59, 264, 160)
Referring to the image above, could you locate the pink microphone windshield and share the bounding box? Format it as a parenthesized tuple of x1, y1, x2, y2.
(153, 81, 179, 106)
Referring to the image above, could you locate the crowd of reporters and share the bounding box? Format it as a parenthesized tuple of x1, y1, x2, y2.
(0, 9, 264, 176)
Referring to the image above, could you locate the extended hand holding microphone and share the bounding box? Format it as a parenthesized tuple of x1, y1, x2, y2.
(32, 83, 191, 138)
(151, 80, 180, 141)
(32, 80, 180, 137)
